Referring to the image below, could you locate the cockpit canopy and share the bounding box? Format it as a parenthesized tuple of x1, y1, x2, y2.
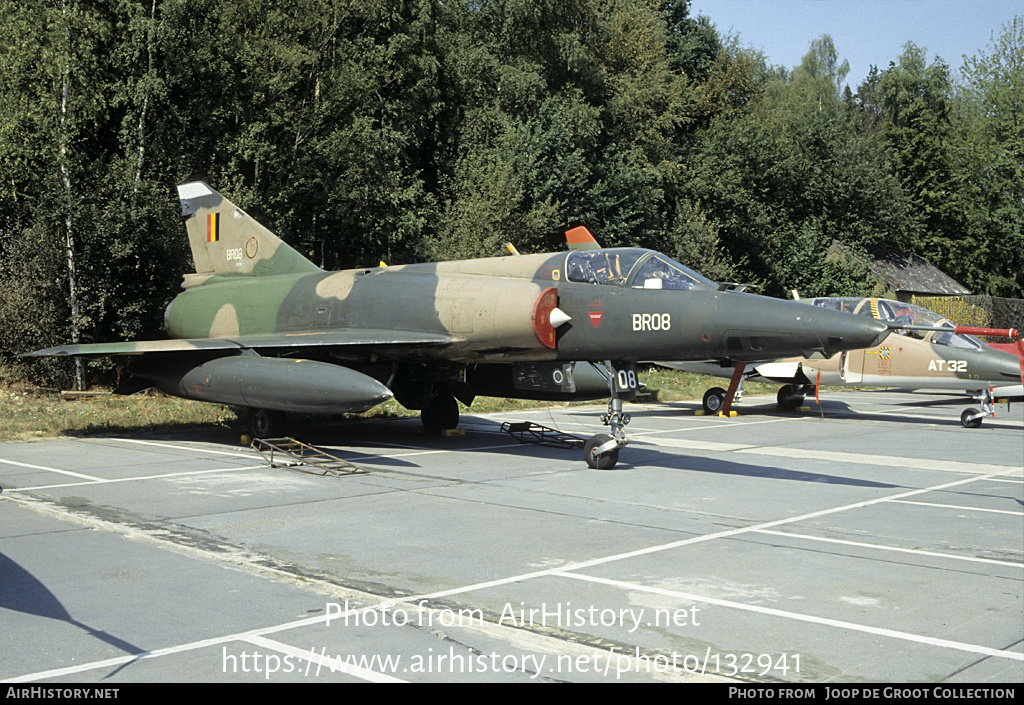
(564, 248, 714, 291)
(808, 297, 983, 351)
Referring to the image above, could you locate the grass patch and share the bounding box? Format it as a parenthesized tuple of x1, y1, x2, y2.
(633, 365, 779, 403)
(0, 365, 776, 442)
(0, 382, 240, 442)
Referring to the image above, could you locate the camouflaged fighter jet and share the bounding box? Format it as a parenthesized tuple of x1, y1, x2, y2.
(27, 182, 892, 468)
(665, 297, 1024, 429)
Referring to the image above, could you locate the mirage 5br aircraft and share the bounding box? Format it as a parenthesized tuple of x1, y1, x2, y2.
(667, 297, 1023, 429)
(27, 182, 891, 468)
(564, 222, 1024, 429)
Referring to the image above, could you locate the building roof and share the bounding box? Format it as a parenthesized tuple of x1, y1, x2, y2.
(830, 241, 971, 296)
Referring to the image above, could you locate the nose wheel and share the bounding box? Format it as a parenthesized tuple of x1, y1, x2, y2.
(960, 408, 983, 428)
(585, 398, 630, 469)
(961, 387, 996, 428)
(584, 433, 619, 469)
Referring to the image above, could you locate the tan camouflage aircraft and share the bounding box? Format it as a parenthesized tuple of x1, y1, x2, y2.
(27, 182, 892, 468)
(666, 297, 1024, 429)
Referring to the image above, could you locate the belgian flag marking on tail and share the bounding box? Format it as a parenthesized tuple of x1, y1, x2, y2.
(207, 213, 220, 243)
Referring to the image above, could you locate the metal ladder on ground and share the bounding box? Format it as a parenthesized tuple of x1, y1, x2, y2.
(250, 437, 366, 476)
(500, 421, 584, 450)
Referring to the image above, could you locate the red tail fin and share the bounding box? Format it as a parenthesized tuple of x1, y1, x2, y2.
(565, 226, 600, 251)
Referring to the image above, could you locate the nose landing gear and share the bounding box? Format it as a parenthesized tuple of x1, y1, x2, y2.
(584, 361, 637, 469)
(961, 387, 996, 428)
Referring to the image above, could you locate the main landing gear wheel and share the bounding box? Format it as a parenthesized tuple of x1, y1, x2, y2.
(777, 384, 805, 411)
(584, 433, 619, 470)
(249, 409, 286, 438)
(960, 408, 983, 429)
(702, 387, 727, 414)
(421, 393, 459, 435)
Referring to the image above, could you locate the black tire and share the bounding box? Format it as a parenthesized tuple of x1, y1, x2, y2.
(584, 433, 619, 470)
(960, 408, 983, 429)
(777, 385, 804, 410)
(249, 409, 286, 438)
(702, 387, 727, 414)
(422, 393, 459, 434)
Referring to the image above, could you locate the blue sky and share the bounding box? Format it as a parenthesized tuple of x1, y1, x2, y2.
(688, 0, 1021, 89)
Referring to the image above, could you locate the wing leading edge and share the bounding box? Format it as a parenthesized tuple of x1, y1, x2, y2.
(24, 329, 456, 359)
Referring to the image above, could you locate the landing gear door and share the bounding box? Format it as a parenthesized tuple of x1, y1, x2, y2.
(610, 361, 640, 400)
(841, 349, 864, 384)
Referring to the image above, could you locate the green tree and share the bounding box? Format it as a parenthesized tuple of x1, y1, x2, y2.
(660, 0, 721, 84)
(8, 0, 1013, 391)
(426, 0, 691, 259)
(954, 17, 1024, 296)
(123, 0, 444, 272)
(680, 36, 909, 296)
(877, 44, 964, 274)
(266, 0, 443, 268)
(0, 0, 124, 387)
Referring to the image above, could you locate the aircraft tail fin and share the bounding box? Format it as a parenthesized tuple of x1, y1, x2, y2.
(177, 182, 322, 280)
(565, 226, 601, 251)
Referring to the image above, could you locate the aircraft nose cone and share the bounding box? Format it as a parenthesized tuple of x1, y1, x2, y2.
(993, 348, 1024, 384)
(807, 308, 890, 356)
(714, 294, 891, 361)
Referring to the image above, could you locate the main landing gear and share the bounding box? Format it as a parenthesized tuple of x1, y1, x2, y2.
(387, 364, 468, 435)
(248, 408, 287, 438)
(584, 362, 638, 470)
(776, 383, 814, 411)
(421, 391, 460, 434)
(702, 387, 729, 414)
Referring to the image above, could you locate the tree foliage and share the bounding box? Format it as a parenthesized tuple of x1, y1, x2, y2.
(1, 0, 1020, 386)
(955, 17, 1024, 296)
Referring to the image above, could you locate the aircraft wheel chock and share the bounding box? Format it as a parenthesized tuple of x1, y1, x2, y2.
(702, 387, 727, 414)
(960, 408, 983, 429)
(584, 433, 619, 470)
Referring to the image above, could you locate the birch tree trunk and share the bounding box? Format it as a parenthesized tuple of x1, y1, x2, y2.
(57, 0, 84, 391)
